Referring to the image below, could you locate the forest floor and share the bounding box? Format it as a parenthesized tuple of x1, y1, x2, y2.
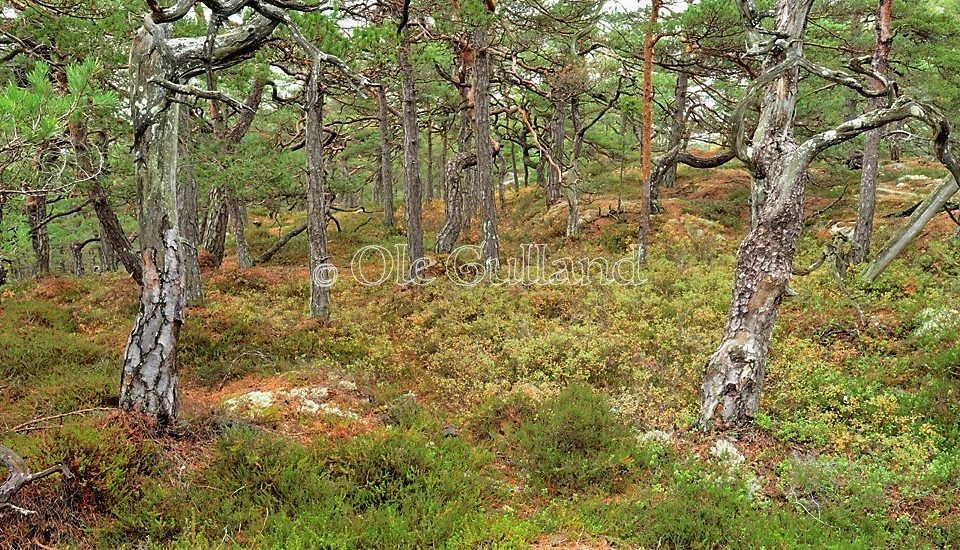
(2, 159, 960, 547)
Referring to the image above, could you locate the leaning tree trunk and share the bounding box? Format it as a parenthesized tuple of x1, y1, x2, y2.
(305, 65, 331, 320)
(68, 121, 143, 282)
(122, 24, 184, 424)
(376, 86, 395, 229)
(474, 25, 500, 272)
(701, 0, 811, 431)
(852, 0, 893, 263)
(864, 174, 959, 280)
(399, 32, 425, 280)
(177, 109, 204, 304)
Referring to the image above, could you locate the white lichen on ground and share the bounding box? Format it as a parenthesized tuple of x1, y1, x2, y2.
(914, 307, 960, 338)
(224, 382, 360, 420)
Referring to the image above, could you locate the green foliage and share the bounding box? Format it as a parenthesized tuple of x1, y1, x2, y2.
(110, 427, 532, 547)
(513, 384, 649, 493)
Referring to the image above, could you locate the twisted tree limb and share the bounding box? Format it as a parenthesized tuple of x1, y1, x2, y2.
(0, 443, 72, 516)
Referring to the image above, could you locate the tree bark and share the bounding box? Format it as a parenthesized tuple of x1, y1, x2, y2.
(565, 98, 584, 237)
(399, 32, 425, 280)
(227, 191, 252, 269)
(376, 86, 395, 229)
(662, 66, 689, 189)
(202, 186, 228, 267)
(544, 100, 565, 207)
(26, 194, 49, 274)
(305, 65, 331, 320)
(701, 0, 813, 431)
(852, 0, 893, 263)
(474, 26, 500, 271)
(177, 110, 204, 304)
(122, 23, 185, 424)
(636, 0, 660, 263)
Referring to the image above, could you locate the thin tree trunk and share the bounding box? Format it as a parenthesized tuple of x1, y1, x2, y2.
(26, 194, 49, 274)
(426, 116, 434, 201)
(202, 186, 228, 267)
(376, 86, 395, 229)
(177, 109, 204, 304)
(257, 222, 306, 264)
(852, 0, 893, 263)
(436, 152, 478, 253)
(545, 100, 565, 207)
(662, 66, 689, 189)
(399, 33, 425, 280)
(305, 66, 331, 320)
(227, 191, 252, 269)
(566, 98, 584, 237)
(864, 175, 958, 280)
(474, 25, 500, 271)
(636, 0, 660, 263)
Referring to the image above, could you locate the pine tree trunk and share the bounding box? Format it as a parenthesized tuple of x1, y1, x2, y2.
(177, 110, 204, 304)
(26, 194, 49, 274)
(701, 0, 813, 431)
(399, 33, 425, 280)
(376, 86, 395, 229)
(227, 192, 252, 269)
(305, 66, 331, 320)
(852, 0, 893, 263)
(565, 98, 584, 238)
(122, 24, 185, 424)
(545, 100, 565, 207)
(662, 66, 688, 190)
(474, 26, 500, 271)
(636, 0, 660, 263)
(202, 186, 228, 268)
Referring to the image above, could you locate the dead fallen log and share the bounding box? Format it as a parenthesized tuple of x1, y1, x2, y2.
(0, 443, 72, 516)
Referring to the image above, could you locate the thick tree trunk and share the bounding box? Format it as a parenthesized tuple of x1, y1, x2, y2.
(123, 24, 184, 424)
(376, 86, 395, 229)
(120, 226, 183, 423)
(26, 195, 49, 274)
(474, 26, 500, 271)
(701, 0, 813, 431)
(305, 66, 331, 320)
(852, 0, 893, 263)
(177, 110, 204, 304)
(437, 112, 474, 252)
(545, 100, 565, 207)
(399, 33, 425, 280)
(202, 186, 229, 267)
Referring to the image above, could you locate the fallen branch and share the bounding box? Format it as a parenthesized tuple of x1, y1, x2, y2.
(1, 443, 73, 516)
(6, 407, 115, 435)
